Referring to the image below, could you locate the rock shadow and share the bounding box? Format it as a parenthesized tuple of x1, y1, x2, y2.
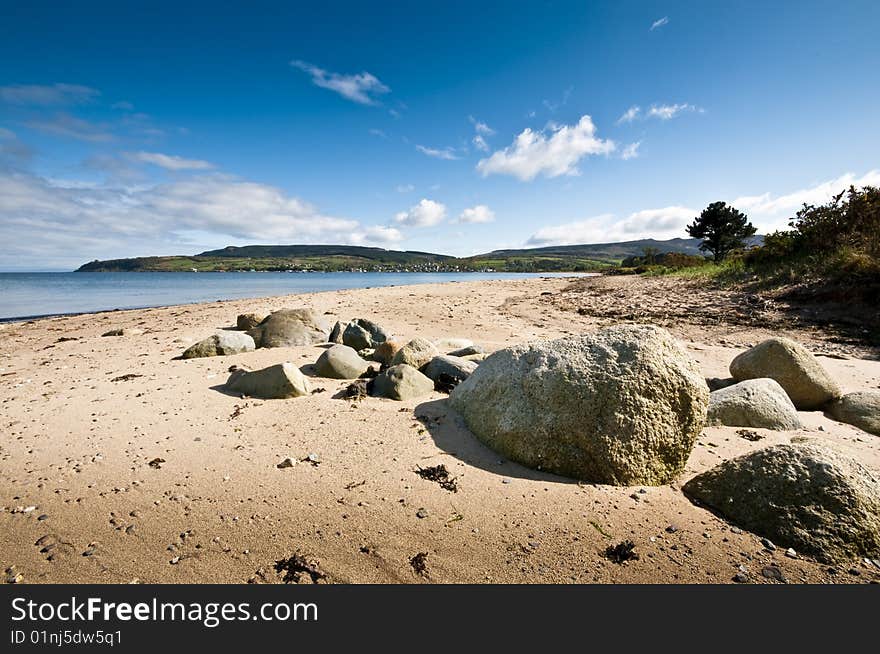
(413, 397, 576, 484)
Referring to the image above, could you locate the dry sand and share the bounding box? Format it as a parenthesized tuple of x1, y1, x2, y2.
(2, 276, 879, 584)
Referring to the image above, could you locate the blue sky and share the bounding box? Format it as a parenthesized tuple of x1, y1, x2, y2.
(1, 0, 879, 270)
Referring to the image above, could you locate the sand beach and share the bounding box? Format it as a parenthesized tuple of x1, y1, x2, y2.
(1, 275, 878, 584)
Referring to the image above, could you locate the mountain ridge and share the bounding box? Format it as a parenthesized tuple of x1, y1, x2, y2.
(76, 237, 748, 272)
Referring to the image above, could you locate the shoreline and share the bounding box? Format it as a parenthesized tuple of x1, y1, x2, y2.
(0, 272, 597, 324)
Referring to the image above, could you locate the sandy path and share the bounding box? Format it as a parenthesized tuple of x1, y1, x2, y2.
(1, 276, 878, 584)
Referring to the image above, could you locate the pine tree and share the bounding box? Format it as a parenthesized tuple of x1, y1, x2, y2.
(686, 202, 757, 262)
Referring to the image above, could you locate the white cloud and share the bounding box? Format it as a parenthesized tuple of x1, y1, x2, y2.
(650, 17, 669, 31)
(733, 169, 880, 231)
(0, 128, 15, 139)
(393, 198, 447, 227)
(523, 168, 880, 248)
(527, 206, 697, 246)
(0, 83, 100, 105)
(127, 151, 214, 171)
(617, 103, 701, 124)
(0, 171, 397, 269)
(616, 105, 641, 124)
(355, 225, 403, 244)
(621, 141, 641, 160)
(476, 115, 615, 181)
(396, 184, 414, 193)
(111, 100, 134, 110)
(368, 128, 387, 138)
(24, 113, 113, 142)
(472, 134, 489, 152)
(457, 205, 495, 224)
(290, 60, 390, 105)
(647, 103, 699, 120)
(469, 116, 495, 135)
(416, 144, 459, 160)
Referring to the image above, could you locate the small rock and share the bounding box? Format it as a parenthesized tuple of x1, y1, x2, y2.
(761, 565, 786, 582)
(416, 508, 429, 519)
(761, 537, 777, 552)
(277, 457, 297, 469)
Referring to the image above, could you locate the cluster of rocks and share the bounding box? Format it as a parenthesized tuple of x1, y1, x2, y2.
(687, 337, 880, 561)
(705, 336, 879, 436)
(180, 307, 482, 402)
(318, 334, 481, 401)
(181, 308, 880, 562)
(446, 328, 879, 560)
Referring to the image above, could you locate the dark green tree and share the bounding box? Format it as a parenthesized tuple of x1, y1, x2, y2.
(686, 202, 757, 262)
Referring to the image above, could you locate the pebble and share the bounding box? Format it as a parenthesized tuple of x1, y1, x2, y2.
(761, 566, 786, 582)
(730, 526, 743, 534)
(416, 508, 429, 519)
(784, 548, 798, 559)
(665, 525, 678, 533)
(277, 457, 297, 469)
(733, 572, 749, 583)
(760, 537, 776, 552)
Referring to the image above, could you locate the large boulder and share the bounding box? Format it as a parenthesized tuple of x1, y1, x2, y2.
(315, 344, 371, 379)
(371, 364, 434, 401)
(827, 391, 880, 436)
(341, 318, 391, 351)
(707, 378, 802, 430)
(391, 338, 439, 370)
(449, 324, 709, 485)
(236, 313, 264, 331)
(226, 363, 310, 399)
(682, 441, 880, 561)
(422, 355, 478, 389)
(247, 309, 328, 348)
(729, 337, 841, 409)
(181, 332, 255, 359)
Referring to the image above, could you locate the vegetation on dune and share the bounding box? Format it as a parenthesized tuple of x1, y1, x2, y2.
(628, 186, 880, 304)
(743, 186, 880, 290)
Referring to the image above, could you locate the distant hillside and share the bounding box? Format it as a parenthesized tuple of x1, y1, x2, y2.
(472, 238, 706, 261)
(76, 237, 756, 272)
(197, 244, 456, 264)
(76, 245, 456, 272)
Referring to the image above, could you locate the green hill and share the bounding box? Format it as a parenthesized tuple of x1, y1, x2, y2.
(76, 238, 724, 272)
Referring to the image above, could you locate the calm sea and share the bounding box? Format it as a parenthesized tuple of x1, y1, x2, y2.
(0, 271, 593, 321)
